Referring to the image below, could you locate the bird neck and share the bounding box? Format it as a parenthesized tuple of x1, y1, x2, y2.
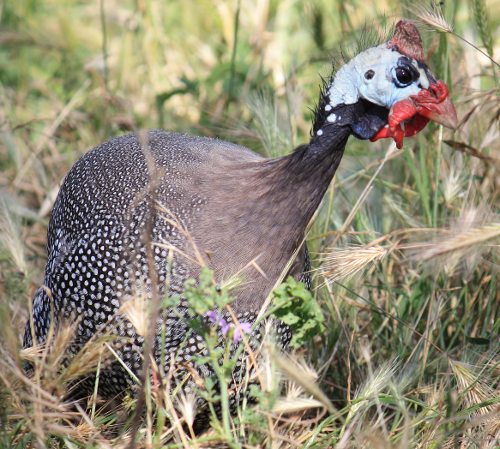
(193, 106, 355, 311)
(255, 102, 354, 228)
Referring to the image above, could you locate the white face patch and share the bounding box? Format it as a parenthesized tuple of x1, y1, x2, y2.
(411, 59, 430, 89)
(327, 44, 431, 109)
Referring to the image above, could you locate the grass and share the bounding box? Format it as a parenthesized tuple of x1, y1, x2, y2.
(0, 0, 499, 447)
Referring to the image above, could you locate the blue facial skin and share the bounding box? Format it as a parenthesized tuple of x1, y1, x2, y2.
(352, 57, 435, 140)
(350, 100, 389, 140)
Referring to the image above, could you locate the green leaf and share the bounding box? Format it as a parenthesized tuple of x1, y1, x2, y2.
(183, 267, 234, 315)
(271, 277, 325, 348)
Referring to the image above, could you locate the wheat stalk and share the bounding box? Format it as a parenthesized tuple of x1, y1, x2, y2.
(409, 4, 453, 34)
(0, 198, 27, 274)
(471, 0, 494, 58)
(409, 3, 499, 68)
(319, 244, 390, 282)
(450, 360, 497, 415)
(417, 223, 500, 261)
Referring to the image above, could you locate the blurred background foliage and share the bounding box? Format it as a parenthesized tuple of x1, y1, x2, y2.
(0, 0, 498, 447)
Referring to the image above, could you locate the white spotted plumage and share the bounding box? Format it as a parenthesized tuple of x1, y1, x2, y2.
(23, 131, 300, 402)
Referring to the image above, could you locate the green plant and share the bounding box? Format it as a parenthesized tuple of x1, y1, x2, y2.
(0, 0, 498, 447)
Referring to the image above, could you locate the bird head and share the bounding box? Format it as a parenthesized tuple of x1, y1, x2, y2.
(317, 20, 458, 149)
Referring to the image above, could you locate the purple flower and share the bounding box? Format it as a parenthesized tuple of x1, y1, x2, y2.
(206, 310, 230, 335)
(205, 310, 252, 342)
(205, 310, 219, 323)
(219, 318, 230, 336)
(232, 322, 252, 343)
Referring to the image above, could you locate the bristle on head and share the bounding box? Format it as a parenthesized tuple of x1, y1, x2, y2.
(387, 20, 424, 62)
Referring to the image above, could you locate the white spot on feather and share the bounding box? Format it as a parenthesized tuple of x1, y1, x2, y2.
(317, 129, 323, 136)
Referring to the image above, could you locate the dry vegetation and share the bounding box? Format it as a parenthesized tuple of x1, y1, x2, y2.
(0, 0, 499, 448)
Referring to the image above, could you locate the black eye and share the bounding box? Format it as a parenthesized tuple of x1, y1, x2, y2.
(395, 67, 413, 86)
(364, 69, 374, 80)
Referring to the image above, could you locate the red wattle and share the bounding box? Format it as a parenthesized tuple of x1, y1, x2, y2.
(370, 80, 451, 147)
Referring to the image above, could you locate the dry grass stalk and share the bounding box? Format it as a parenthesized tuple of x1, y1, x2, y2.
(61, 334, 115, 384)
(174, 393, 198, 429)
(120, 295, 149, 337)
(450, 360, 497, 416)
(272, 397, 324, 415)
(320, 244, 390, 282)
(272, 352, 335, 415)
(1, 2, 497, 447)
(346, 360, 400, 421)
(410, 1, 499, 68)
(416, 223, 499, 261)
(409, 3, 453, 34)
(442, 153, 465, 205)
(13, 79, 91, 187)
(0, 198, 27, 274)
(333, 143, 398, 246)
(0, 343, 114, 447)
(400, 207, 500, 275)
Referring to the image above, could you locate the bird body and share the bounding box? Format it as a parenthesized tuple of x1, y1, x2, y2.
(24, 131, 316, 396)
(24, 21, 457, 405)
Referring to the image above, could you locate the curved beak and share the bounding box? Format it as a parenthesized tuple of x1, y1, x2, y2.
(413, 81, 459, 130)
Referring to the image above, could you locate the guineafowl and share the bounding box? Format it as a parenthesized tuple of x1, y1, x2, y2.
(24, 21, 457, 413)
